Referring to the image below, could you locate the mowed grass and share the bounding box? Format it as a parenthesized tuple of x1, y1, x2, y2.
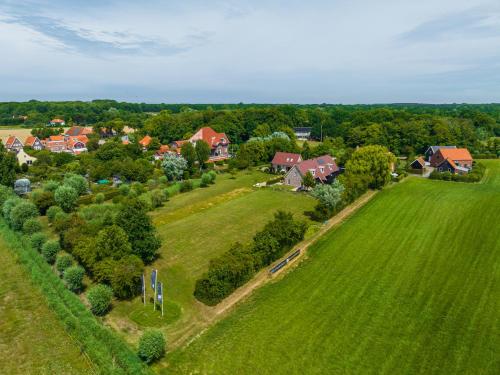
(0, 238, 95, 374)
(108, 170, 317, 347)
(167, 160, 500, 375)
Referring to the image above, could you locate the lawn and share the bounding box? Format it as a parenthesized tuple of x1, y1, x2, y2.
(106, 169, 317, 350)
(167, 160, 500, 375)
(0, 237, 95, 374)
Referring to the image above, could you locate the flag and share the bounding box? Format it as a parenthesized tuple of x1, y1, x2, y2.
(157, 282, 163, 303)
(151, 269, 157, 290)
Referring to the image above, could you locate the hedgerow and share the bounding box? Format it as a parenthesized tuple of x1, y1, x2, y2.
(0, 220, 151, 375)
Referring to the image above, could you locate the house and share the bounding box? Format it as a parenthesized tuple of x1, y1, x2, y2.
(271, 152, 302, 172)
(154, 145, 172, 160)
(49, 118, 66, 126)
(24, 136, 44, 150)
(44, 135, 66, 152)
(409, 157, 426, 170)
(16, 149, 37, 166)
(284, 155, 340, 188)
(65, 126, 92, 137)
(4, 136, 24, 152)
(424, 145, 456, 161)
(139, 135, 152, 150)
(294, 127, 312, 140)
(436, 158, 470, 175)
(187, 127, 230, 161)
(169, 140, 186, 154)
(66, 137, 88, 155)
(430, 148, 473, 171)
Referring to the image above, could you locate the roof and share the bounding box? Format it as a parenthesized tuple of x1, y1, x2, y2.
(293, 127, 312, 132)
(294, 155, 339, 182)
(272, 152, 302, 167)
(158, 145, 170, 153)
(5, 136, 21, 147)
(427, 145, 456, 153)
(171, 140, 187, 148)
(438, 148, 473, 161)
(48, 135, 64, 142)
(24, 136, 39, 146)
(65, 126, 92, 136)
(73, 135, 89, 144)
(50, 118, 65, 123)
(411, 157, 425, 167)
(189, 127, 229, 148)
(139, 135, 152, 147)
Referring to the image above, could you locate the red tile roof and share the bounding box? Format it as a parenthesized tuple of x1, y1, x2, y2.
(65, 126, 92, 137)
(272, 152, 302, 167)
(139, 135, 152, 147)
(158, 145, 170, 153)
(295, 155, 339, 182)
(24, 136, 39, 146)
(190, 127, 229, 149)
(5, 136, 18, 147)
(439, 148, 472, 161)
(51, 118, 65, 123)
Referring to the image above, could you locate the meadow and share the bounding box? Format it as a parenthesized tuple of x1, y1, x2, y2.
(167, 160, 500, 374)
(0, 236, 95, 374)
(106, 170, 318, 350)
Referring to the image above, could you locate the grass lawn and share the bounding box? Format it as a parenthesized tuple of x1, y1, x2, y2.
(106, 169, 317, 349)
(167, 160, 500, 374)
(0, 237, 95, 374)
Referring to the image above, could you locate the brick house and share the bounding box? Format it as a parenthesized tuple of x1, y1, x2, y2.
(24, 136, 44, 150)
(430, 148, 473, 171)
(424, 145, 456, 161)
(271, 152, 302, 172)
(284, 155, 340, 188)
(171, 127, 230, 161)
(49, 118, 66, 126)
(139, 135, 152, 150)
(65, 126, 93, 137)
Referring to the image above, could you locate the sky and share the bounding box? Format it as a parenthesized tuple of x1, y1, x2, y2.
(0, 0, 500, 103)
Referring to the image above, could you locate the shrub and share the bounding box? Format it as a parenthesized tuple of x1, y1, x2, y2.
(180, 180, 193, 193)
(137, 330, 166, 363)
(64, 266, 85, 293)
(64, 173, 88, 196)
(200, 173, 212, 187)
(2, 197, 21, 225)
(94, 193, 105, 204)
(131, 182, 145, 195)
(9, 201, 39, 231)
(119, 183, 130, 196)
(46, 205, 63, 222)
(43, 180, 59, 193)
(56, 253, 73, 274)
(54, 185, 79, 212)
(87, 284, 113, 316)
(31, 190, 56, 215)
(150, 189, 165, 208)
(30, 232, 48, 252)
(208, 170, 217, 183)
(0, 185, 15, 207)
(158, 176, 168, 185)
(42, 240, 61, 264)
(22, 217, 42, 235)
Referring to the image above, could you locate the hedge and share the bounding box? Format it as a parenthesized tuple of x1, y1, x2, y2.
(0, 220, 151, 375)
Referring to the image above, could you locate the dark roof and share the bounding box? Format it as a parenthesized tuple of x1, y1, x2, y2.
(427, 145, 456, 154)
(293, 127, 312, 132)
(294, 155, 339, 181)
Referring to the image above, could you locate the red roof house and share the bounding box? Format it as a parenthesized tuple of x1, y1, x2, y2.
(431, 148, 473, 171)
(139, 135, 152, 150)
(188, 127, 230, 161)
(4, 136, 24, 152)
(271, 152, 302, 172)
(24, 136, 43, 150)
(284, 155, 340, 188)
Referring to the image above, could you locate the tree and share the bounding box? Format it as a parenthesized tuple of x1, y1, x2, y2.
(0, 185, 15, 207)
(195, 140, 211, 167)
(63, 173, 88, 196)
(95, 225, 132, 260)
(344, 145, 395, 191)
(87, 284, 113, 316)
(115, 198, 161, 263)
(0, 143, 16, 187)
(162, 154, 187, 181)
(56, 253, 73, 274)
(30, 232, 48, 252)
(301, 141, 311, 159)
(22, 217, 42, 235)
(302, 171, 316, 189)
(109, 255, 143, 299)
(42, 240, 61, 264)
(200, 173, 212, 187)
(9, 201, 39, 231)
(47, 205, 63, 222)
(311, 181, 345, 213)
(64, 265, 85, 293)
(54, 185, 79, 212)
(31, 190, 56, 215)
(181, 142, 197, 170)
(137, 330, 166, 363)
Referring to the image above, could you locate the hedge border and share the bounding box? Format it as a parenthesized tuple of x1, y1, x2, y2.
(0, 220, 151, 375)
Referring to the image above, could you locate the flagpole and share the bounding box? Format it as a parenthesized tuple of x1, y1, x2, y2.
(161, 283, 164, 317)
(153, 270, 157, 311)
(143, 274, 146, 306)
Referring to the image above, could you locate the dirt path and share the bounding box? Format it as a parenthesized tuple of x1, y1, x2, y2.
(170, 189, 378, 350)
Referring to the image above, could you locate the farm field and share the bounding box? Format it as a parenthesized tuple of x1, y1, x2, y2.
(0, 236, 94, 374)
(0, 127, 34, 143)
(106, 169, 318, 351)
(167, 160, 500, 375)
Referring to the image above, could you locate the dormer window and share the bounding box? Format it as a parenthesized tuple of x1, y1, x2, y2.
(319, 167, 324, 173)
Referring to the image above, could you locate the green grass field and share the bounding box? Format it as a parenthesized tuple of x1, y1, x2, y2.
(167, 160, 500, 374)
(107, 170, 317, 349)
(0, 237, 94, 374)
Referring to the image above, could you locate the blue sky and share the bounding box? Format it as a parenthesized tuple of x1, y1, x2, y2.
(0, 0, 499, 103)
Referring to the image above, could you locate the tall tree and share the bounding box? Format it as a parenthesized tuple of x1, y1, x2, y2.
(0, 143, 17, 187)
(181, 142, 197, 170)
(195, 140, 211, 168)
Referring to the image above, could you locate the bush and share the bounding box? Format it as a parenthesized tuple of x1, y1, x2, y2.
(43, 180, 59, 193)
(158, 176, 168, 185)
(94, 193, 105, 204)
(180, 180, 193, 192)
(46, 205, 64, 222)
(30, 232, 48, 252)
(56, 253, 73, 274)
(42, 240, 61, 264)
(119, 183, 131, 196)
(22, 217, 42, 235)
(131, 182, 145, 195)
(31, 190, 55, 215)
(87, 284, 113, 316)
(208, 170, 217, 183)
(150, 189, 165, 208)
(64, 173, 88, 196)
(200, 173, 212, 187)
(9, 201, 39, 231)
(54, 185, 79, 212)
(0, 185, 15, 207)
(64, 265, 85, 293)
(137, 330, 166, 363)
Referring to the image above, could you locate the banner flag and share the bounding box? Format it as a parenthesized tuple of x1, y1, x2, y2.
(151, 269, 157, 290)
(157, 282, 163, 303)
